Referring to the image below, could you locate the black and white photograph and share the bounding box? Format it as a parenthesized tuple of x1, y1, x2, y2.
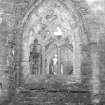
(0, 0, 105, 105)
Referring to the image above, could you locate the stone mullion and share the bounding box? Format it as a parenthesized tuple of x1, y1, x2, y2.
(42, 46, 46, 75)
(72, 28, 82, 82)
(57, 46, 61, 75)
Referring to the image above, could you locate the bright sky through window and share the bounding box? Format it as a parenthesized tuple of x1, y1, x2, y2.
(86, 0, 104, 14)
(86, 0, 103, 5)
(54, 27, 63, 36)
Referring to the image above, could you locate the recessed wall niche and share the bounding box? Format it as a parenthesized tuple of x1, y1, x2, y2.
(21, 0, 87, 84)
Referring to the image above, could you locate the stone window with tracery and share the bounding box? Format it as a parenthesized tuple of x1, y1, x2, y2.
(22, 0, 82, 83)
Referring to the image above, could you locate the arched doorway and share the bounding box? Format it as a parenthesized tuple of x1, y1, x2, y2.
(21, 0, 87, 83)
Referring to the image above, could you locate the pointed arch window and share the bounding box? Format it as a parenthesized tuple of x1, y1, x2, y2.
(21, 0, 84, 83)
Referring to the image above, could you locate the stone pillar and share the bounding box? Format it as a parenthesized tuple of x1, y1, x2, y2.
(90, 43, 100, 104)
(57, 47, 61, 74)
(72, 29, 81, 82)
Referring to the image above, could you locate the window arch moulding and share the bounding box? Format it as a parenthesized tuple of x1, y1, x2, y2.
(20, 0, 88, 84)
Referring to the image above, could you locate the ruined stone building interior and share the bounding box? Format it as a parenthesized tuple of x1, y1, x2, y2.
(0, 0, 105, 105)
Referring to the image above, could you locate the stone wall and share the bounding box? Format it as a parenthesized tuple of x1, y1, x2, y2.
(0, 0, 15, 103)
(0, 0, 104, 104)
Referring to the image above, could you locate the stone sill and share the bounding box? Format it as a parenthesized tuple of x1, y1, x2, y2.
(24, 74, 81, 83)
(19, 74, 90, 92)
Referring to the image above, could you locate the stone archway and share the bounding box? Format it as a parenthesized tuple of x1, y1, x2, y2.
(21, 0, 88, 83)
